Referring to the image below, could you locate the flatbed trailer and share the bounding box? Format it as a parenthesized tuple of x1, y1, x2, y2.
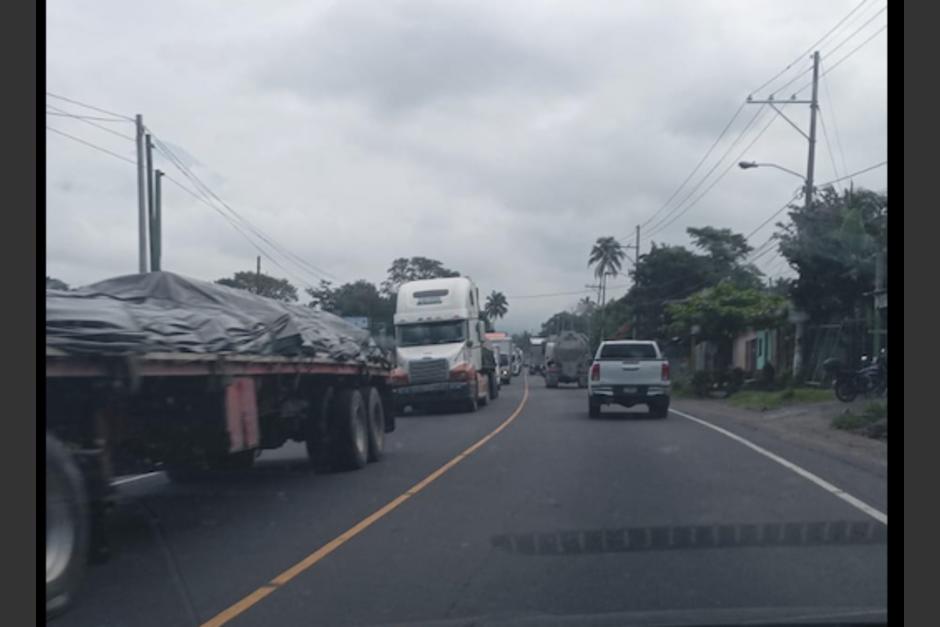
(45, 347, 395, 617)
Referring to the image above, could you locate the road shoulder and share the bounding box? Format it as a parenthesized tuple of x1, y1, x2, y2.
(672, 397, 887, 479)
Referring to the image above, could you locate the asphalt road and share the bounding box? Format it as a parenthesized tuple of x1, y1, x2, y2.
(55, 376, 887, 627)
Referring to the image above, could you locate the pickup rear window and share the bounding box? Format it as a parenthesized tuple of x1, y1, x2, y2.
(598, 343, 658, 360)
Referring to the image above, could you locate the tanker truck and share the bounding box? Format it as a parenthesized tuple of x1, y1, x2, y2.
(544, 330, 591, 388)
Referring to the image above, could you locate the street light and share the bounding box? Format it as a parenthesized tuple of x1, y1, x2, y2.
(738, 161, 807, 182)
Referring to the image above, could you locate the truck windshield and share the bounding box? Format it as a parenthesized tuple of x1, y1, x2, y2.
(397, 321, 466, 347)
(598, 344, 658, 360)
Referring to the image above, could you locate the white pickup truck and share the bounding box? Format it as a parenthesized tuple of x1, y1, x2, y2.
(587, 340, 671, 418)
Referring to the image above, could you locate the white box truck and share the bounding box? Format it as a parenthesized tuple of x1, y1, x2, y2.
(391, 277, 497, 412)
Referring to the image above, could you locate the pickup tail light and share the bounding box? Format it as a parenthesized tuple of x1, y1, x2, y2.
(661, 361, 670, 382)
(590, 362, 600, 381)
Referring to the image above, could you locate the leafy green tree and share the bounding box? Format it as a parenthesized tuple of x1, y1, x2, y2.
(380, 256, 460, 296)
(484, 291, 509, 322)
(588, 236, 626, 303)
(216, 271, 298, 302)
(774, 186, 886, 322)
(307, 279, 395, 333)
(667, 282, 787, 367)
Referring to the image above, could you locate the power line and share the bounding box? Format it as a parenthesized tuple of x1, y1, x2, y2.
(46, 91, 134, 121)
(792, 23, 887, 95)
(818, 107, 842, 186)
(646, 107, 779, 239)
(749, 0, 871, 96)
(818, 160, 886, 187)
(160, 173, 320, 292)
(46, 104, 136, 141)
(744, 191, 803, 240)
(820, 69, 850, 180)
(46, 126, 136, 165)
(643, 105, 769, 238)
(639, 101, 748, 231)
(149, 133, 338, 283)
(44, 111, 129, 123)
(148, 134, 339, 286)
(768, 4, 886, 98)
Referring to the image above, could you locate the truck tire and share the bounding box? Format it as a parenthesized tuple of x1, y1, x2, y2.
(464, 383, 479, 413)
(488, 373, 500, 400)
(588, 398, 601, 418)
(332, 388, 369, 471)
(649, 399, 670, 419)
(306, 386, 336, 473)
(46, 433, 90, 619)
(365, 387, 385, 462)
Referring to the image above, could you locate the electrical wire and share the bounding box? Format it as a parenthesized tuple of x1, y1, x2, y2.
(148, 134, 339, 286)
(821, 70, 850, 181)
(160, 173, 320, 293)
(645, 107, 779, 239)
(46, 126, 136, 165)
(46, 91, 134, 121)
(643, 105, 769, 238)
(818, 107, 843, 187)
(44, 111, 129, 123)
(749, 0, 871, 96)
(792, 23, 887, 95)
(46, 104, 136, 141)
(639, 101, 748, 231)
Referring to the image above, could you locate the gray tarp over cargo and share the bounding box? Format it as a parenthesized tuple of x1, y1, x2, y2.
(46, 271, 388, 365)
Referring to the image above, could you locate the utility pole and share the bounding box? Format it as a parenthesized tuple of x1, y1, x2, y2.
(152, 170, 163, 272)
(632, 226, 640, 339)
(145, 134, 156, 272)
(135, 115, 147, 273)
(804, 50, 820, 213)
(256, 256, 261, 295)
(746, 50, 820, 379)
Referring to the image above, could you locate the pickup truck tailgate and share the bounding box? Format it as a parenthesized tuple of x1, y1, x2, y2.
(596, 358, 665, 387)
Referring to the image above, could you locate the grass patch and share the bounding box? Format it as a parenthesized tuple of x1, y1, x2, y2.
(831, 401, 888, 434)
(728, 387, 833, 411)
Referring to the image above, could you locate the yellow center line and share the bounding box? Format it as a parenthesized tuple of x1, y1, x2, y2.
(201, 376, 530, 627)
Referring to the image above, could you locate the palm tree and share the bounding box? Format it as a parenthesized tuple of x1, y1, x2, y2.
(485, 291, 509, 322)
(588, 236, 626, 306)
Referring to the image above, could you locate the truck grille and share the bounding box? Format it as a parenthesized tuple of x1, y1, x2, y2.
(408, 358, 449, 384)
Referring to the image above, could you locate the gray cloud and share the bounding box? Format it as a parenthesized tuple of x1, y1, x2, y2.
(45, 0, 887, 333)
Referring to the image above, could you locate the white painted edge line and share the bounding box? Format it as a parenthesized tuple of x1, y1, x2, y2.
(670, 408, 887, 526)
(111, 471, 163, 486)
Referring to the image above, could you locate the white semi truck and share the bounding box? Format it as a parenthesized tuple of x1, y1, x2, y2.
(391, 277, 498, 412)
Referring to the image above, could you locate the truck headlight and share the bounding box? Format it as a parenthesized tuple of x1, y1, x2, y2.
(449, 364, 474, 382)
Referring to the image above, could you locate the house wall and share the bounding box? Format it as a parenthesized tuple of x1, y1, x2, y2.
(733, 329, 758, 371)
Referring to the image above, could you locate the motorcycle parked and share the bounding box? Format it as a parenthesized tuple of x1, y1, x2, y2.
(823, 350, 887, 403)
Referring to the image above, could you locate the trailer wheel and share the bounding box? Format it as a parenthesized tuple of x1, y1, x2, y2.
(306, 386, 335, 473)
(46, 433, 89, 619)
(332, 388, 369, 471)
(365, 387, 385, 463)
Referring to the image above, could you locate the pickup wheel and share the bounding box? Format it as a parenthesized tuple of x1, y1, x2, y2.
(588, 398, 601, 418)
(332, 388, 370, 471)
(46, 433, 90, 619)
(365, 387, 385, 462)
(649, 399, 670, 419)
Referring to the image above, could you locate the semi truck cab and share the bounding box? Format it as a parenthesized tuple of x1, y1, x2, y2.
(391, 277, 494, 412)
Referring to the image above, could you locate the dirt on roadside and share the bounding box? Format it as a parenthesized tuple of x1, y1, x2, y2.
(672, 396, 887, 475)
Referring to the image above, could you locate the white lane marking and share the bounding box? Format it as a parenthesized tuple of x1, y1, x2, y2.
(670, 408, 887, 526)
(111, 471, 163, 486)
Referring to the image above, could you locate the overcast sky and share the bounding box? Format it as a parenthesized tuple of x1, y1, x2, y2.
(46, 0, 887, 333)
